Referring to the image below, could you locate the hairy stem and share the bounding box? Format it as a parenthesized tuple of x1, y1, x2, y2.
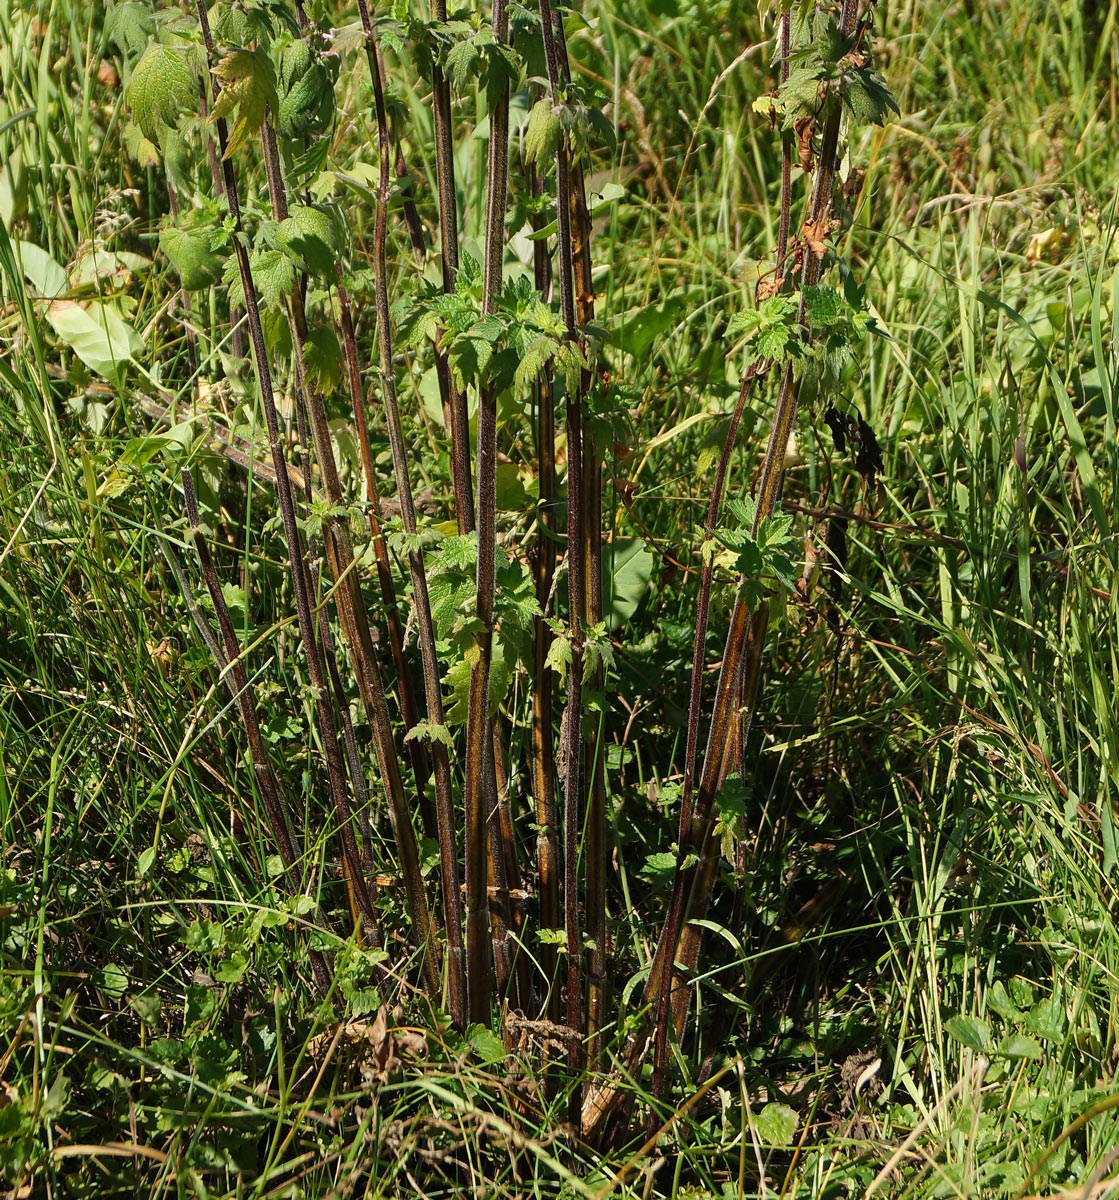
(431, 0, 474, 533)
(352, 0, 467, 1026)
(538, 0, 586, 1100)
(194, 0, 383, 947)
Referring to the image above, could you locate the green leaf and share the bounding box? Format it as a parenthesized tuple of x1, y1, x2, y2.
(276, 39, 334, 138)
(244, 248, 295, 310)
(211, 48, 279, 159)
(126, 45, 197, 145)
(443, 645, 510, 723)
(524, 98, 561, 166)
(159, 224, 223, 291)
(301, 321, 343, 392)
(513, 334, 558, 393)
(843, 68, 899, 127)
(47, 300, 142, 384)
(276, 204, 343, 279)
(582, 621, 616, 683)
(987, 981, 1019, 1020)
(602, 537, 655, 631)
(638, 851, 677, 887)
(404, 721, 454, 748)
(804, 284, 843, 327)
(1025, 997, 1065, 1043)
(94, 963, 129, 1001)
(467, 1023, 507, 1065)
(756, 325, 792, 360)
(755, 1102, 798, 1146)
(106, 1, 155, 54)
(544, 633, 572, 684)
(495, 462, 527, 512)
(17, 241, 67, 299)
(122, 121, 161, 168)
(945, 1015, 991, 1052)
(445, 40, 479, 91)
(998, 1034, 1043, 1060)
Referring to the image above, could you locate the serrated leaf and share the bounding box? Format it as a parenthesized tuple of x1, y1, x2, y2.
(998, 1034, 1042, 1060)
(221, 581, 248, 617)
(443, 647, 510, 723)
(404, 721, 454, 747)
(945, 1014, 990, 1052)
(467, 1023, 506, 1064)
(428, 572, 475, 638)
(249, 248, 295, 310)
(445, 40, 479, 91)
(159, 224, 223, 291)
(126, 45, 197, 144)
(301, 321, 343, 392)
(513, 334, 557, 393)
(544, 634, 572, 684)
(107, 1, 155, 54)
(276, 204, 343, 278)
(1025, 997, 1065, 1042)
(211, 48, 278, 159)
(276, 39, 334, 137)
(804, 284, 842, 326)
(756, 1102, 798, 1146)
(756, 325, 792, 360)
(843, 68, 899, 127)
(639, 851, 677, 886)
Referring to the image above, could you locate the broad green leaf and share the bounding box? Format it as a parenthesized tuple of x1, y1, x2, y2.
(106, 1, 155, 54)
(639, 851, 677, 887)
(47, 300, 142, 383)
(276, 204, 343, 278)
(544, 633, 572, 683)
(17, 241, 66, 299)
(602, 537, 654, 631)
(276, 39, 334, 137)
(224, 248, 295, 310)
(159, 224, 223, 291)
(756, 1102, 798, 1146)
(998, 1034, 1042, 1060)
(1025, 997, 1065, 1043)
(986, 981, 1019, 1020)
(126, 45, 197, 144)
(945, 1015, 991, 1052)
(495, 461, 527, 511)
(524, 98, 561, 166)
(122, 121, 161, 168)
(302, 322, 343, 393)
(467, 1023, 506, 1065)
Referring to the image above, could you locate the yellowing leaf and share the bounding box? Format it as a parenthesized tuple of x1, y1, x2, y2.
(211, 49, 278, 159)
